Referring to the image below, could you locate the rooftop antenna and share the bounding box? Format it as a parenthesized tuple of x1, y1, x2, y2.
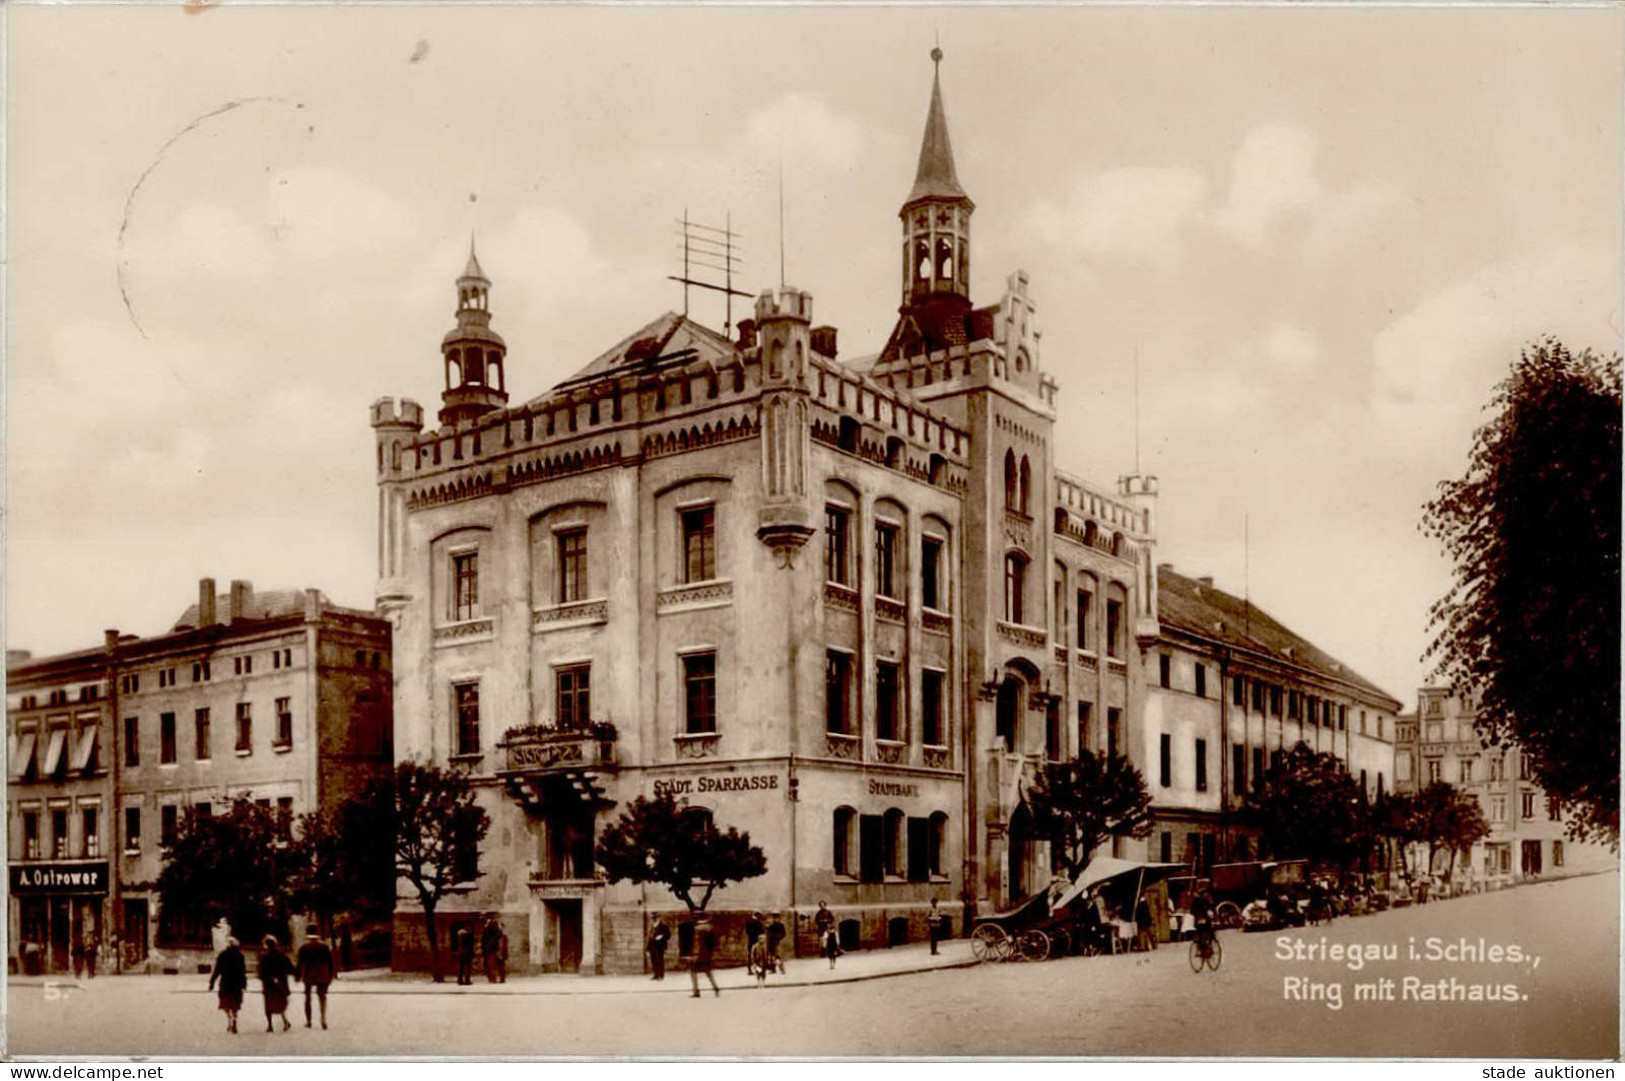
(669, 209, 749, 335)
(1133, 347, 1141, 475)
(778, 154, 786, 290)
(1244, 513, 1251, 638)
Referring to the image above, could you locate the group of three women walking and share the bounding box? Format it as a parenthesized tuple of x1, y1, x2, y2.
(208, 932, 337, 1034)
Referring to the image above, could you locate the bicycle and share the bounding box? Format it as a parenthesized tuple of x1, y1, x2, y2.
(1188, 921, 1221, 973)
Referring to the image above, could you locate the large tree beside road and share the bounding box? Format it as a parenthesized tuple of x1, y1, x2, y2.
(393, 760, 491, 982)
(597, 792, 766, 913)
(1422, 337, 1620, 846)
(1025, 751, 1153, 876)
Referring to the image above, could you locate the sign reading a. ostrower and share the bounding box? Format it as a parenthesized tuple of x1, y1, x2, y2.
(9, 861, 109, 895)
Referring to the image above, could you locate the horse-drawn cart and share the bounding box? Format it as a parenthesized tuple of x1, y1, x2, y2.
(970, 857, 1185, 963)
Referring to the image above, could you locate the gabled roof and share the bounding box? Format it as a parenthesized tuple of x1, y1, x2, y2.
(878, 301, 998, 364)
(1157, 566, 1399, 708)
(906, 63, 969, 206)
(548, 312, 740, 393)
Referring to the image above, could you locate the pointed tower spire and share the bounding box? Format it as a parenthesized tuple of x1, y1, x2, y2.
(463, 234, 487, 282)
(897, 45, 974, 316)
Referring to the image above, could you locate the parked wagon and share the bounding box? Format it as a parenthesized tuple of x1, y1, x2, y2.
(970, 857, 1185, 963)
(1208, 859, 1309, 929)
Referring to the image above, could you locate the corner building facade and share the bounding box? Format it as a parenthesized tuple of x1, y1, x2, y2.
(374, 56, 1156, 974)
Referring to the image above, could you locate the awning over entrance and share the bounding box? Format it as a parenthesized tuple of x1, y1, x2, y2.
(1050, 856, 1186, 912)
(39, 728, 68, 777)
(70, 726, 99, 773)
(8, 730, 37, 782)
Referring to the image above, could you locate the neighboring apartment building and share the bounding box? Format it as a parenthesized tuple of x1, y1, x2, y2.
(8, 579, 393, 974)
(7, 643, 116, 974)
(1143, 566, 1402, 871)
(372, 51, 1157, 975)
(1395, 688, 1615, 886)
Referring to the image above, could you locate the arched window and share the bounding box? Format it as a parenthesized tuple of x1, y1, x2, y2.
(487, 351, 504, 391)
(1003, 552, 1027, 624)
(683, 805, 714, 837)
(833, 806, 855, 877)
(996, 676, 1022, 751)
(464, 347, 485, 386)
(936, 235, 954, 281)
(915, 238, 931, 282)
(928, 812, 949, 877)
(1004, 450, 1018, 509)
(1018, 456, 1032, 515)
(883, 808, 905, 878)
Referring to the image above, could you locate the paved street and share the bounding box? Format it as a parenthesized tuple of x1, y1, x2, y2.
(9, 871, 1617, 1058)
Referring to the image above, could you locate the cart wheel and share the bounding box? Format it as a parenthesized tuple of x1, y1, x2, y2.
(1214, 901, 1242, 930)
(1016, 929, 1050, 963)
(971, 924, 1008, 963)
(1188, 937, 1205, 973)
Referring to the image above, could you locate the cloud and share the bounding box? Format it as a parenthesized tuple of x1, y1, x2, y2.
(1260, 322, 1323, 377)
(1020, 166, 1209, 266)
(1214, 123, 1322, 248)
(743, 92, 876, 176)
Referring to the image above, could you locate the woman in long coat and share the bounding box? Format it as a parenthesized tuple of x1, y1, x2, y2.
(258, 935, 295, 1032)
(208, 937, 248, 1034)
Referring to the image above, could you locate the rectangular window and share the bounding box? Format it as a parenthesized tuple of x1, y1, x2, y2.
(1521, 791, 1535, 819)
(235, 703, 252, 753)
(683, 653, 717, 734)
(556, 666, 591, 729)
(196, 802, 212, 819)
(1159, 733, 1172, 788)
(825, 651, 853, 735)
(160, 805, 178, 847)
(1233, 677, 1245, 707)
(1553, 841, 1565, 867)
(1426, 758, 1441, 784)
(1106, 599, 1123, 658)
(195, 709, 210, 760)
(556, 528, 588, 603)
(1547, 796, 1562, 820)
(1053, 574, 1066, 643)
(922, 669, 945, 746)
(1233, 744, 1246, 797)
(1253, 679, 1265, 712)
(1077, 701, 1093, 758)
(1253, 747, 1264, 791)
(907, 817, 929, 883)
(1361, 768, 1368, 794)
(1194, 664, 1206, 699)
(824, 506, 851, 586)
(454, 682, 480, 755)
(1159, 654, 1171, 688)
(123, 716, 139, 766)
(1489, 756, 1504, 781)
(1195, 739, 1208, 792)
(681, 506, 717, 583)
(922, 536, 944, 610)
(858, 814, 883, 883)
(159, 713, 176, 764)
(1491, 795, 1506, 821)
(874, 522, 899, 600)
(1159, 831, 1172, 864)
(1270, 686, 1282, 716)
(1075, 589, 1093, 651)
(274, 697, 293, 747)
(22, 810, 39, 860)
(276, 798, 294, 842)
(833, 809, 853, 876)
(81, 807, 98, 858)
(1107, 708, 1121, 761)
(875, 661, 901, 742)
(273, 650, 281, 670)
(1360, 709, 1367, 734)
(1338, 705, 1347, 731)
(1519, 754, 1532, 780)
(452, 551, 479, 620)
(1459, 759, 1474, 784)
(124, 806, 141, 854)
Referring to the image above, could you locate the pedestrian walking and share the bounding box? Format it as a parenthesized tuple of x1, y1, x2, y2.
(295, 931, 336, 1029)
(647, 916, 671, 981)
(1134, 895, 1154, 952)
(765, 912, 787, 975)
(258, 935, 294, 1033)
(688, 917, 719, 998)
(815, 900, 838, 969)
(81, 926, 99, 979)
(928, 898, 946, 955)
(480, 915, 506, 984)
(208, 936, 247, 1034)
(454, 923, 475, 986)
(744, 911, 764, 975)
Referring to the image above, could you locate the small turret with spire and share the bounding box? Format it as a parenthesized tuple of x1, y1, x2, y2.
(439, 237, 509, 426)
(900, 46, 974, 313)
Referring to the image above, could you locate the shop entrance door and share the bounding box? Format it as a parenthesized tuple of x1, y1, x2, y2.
(555, 900, 582, 973)
(49, 898, 70, 972)
(123, 899, 149, 965)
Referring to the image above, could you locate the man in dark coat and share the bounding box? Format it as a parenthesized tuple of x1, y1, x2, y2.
(480, 916, 506, 984)
(688, 917, 719, 998)
(295, 932, 337, 1029)
(647, 916, 671, 980)
(765, 913, 787, 974)
(927, 898, 947, 955)
(454, 923, 475, 986)
(80, 927, 99, 979)
(815, 901, 837, 968)
(258, 936, 294, 1032)
(743, 911, 764, 975)
(208, 937, 248, 1034)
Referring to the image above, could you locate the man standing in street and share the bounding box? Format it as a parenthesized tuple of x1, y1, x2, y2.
(765, 912, 787, 975)
(815, 900, 837, 969)
(296, 931, 337, 1030)
(927, 898, 946, 955)
(689, 917, 719, 998)
(743, 911, 764, 976)
(454, 923, 475, 986)
(647, 916, 671, 980)
(481, 915, 506, 984)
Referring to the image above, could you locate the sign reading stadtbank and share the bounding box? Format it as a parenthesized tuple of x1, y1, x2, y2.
(9, 861, 109, 895)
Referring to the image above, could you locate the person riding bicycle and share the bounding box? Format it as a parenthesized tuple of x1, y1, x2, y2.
(1190, 888, 1216, 949)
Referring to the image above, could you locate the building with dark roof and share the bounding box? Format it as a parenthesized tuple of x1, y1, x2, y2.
(372, 49, 1160, 974)
(1144, 564, 1403, 869)
(7, 579, 392, 974)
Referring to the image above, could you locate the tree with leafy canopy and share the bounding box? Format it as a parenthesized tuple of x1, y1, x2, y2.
(1409, 782, 1490, 883)
(393, 760, 490, 982)
(1025, 751, 1153, 876)
(1371, 791, 1422, 883)
(1422, 337, 1620, 846)
(156, 799, 296, 945)
(596, 792, 766, 913)
(289, 777, 397, 941)
(1243, 742, 1368, 870)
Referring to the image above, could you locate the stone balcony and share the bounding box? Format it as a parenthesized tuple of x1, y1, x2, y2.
(498, 723, 618, 809)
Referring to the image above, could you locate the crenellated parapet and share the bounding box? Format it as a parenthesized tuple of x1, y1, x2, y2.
(1053, 470, 1146, 558)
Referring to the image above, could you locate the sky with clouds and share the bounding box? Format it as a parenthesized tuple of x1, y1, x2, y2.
(7, 4, 1621, 707)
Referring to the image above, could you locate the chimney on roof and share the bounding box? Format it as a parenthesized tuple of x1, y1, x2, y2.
(7, 649, 32, 667)
(737, 318, 757, 350)
(1198, 576, 1214, 588)
(229, 580, 252, 623)
(198, 578, 217, 627)
(304, 589, 322, 622)
(811, 325, 838, 359)
(104, 629, 120, 653)
(1157, 562, 1173, 573)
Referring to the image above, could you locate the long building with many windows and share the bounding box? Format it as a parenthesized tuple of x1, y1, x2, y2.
(373, 52, 1159, 974)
